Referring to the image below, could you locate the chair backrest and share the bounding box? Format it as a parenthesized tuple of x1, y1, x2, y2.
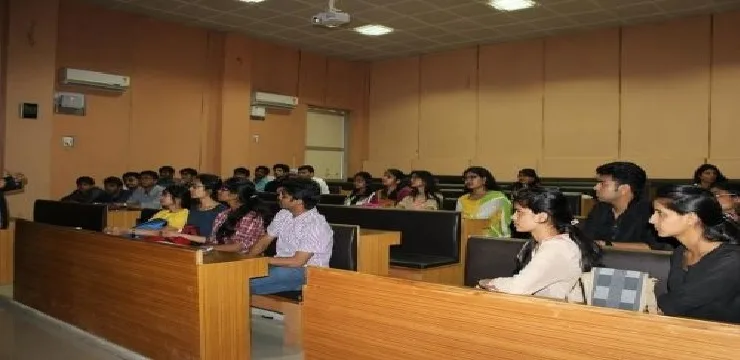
(464, 236, 672, 296)
(329, 224, 358, 271)
(33, 200, 108, 231)
(316, 204, 462, 260)
(320, 194, 348, 205)
(259, 223, 358, 271)
(442, 198, 457, 211)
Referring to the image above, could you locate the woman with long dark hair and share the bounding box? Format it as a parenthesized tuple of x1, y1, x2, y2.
(168, 178, 269, 253)
(186, 174, 226, 237)
(693, 164, 727, 189)
(345, 171, 378, 206)
(650, 185, 740, 323)
(396, 170, 443, 210)
(511, 168, 541, 196)
(456, 166, 512, 237)
(478, 187, 602, 302)
(374, 168, 411, 206)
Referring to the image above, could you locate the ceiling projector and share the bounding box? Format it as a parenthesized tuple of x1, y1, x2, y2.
(312, 0, 350, 28)
(312, 10, 350, 27)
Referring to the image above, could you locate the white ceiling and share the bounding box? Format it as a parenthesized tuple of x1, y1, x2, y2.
(83, 0, 740, 60)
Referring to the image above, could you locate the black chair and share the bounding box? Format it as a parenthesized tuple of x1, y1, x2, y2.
(270, 224, 359, 302)
(442, 198, 457, 211)
(33, 200, 107, 231)
(316, 205, 462, 269)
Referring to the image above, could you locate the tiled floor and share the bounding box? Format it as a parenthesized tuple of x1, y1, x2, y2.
(0, 285, 302, 360)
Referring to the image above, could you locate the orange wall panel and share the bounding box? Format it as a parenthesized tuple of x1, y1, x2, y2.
(709, 11, 740, 177)
(620, 16, 711, 178)
(4, 0, 59, 217)
(418, 48, 477, 161)
(541, 29, 620, 177)
(298, 52, 327, 106)
(476, 40, 544, 181)
(251, 40, 299, 96)
(368, 57, 420, 164)
(220, 33, 253, 177)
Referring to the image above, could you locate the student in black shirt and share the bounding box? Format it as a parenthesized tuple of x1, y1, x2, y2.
(650, 185, 740, 324)
(61, 176, 107, 203)
(263, 164, 291, 193)
(102, 176, 132, 204)
(582, 162, 670, 249)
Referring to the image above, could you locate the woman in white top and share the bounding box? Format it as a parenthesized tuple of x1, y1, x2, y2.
(479, 187, 603, 301)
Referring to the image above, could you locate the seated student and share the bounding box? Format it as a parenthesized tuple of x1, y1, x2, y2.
(582, 162, 670, 250)
(711, 182, 739, 222)
(102, 176, 131, 204)
(297, 165, 330, 195)
(478, 188, 602, 301)
(0, 171, 27, 229)
(122, 171, 140, 191)
(246, 178, 334, 295)
(106, 184, 191, 237)
(263, 164, 290, 193)
(61, 176, 107, 203)
(253, 165, 273, 192)
(158, 165, 176, 187)
(186, 174, 227, 237)
(693, 164, 727, 190)
(374, 168, 411, 206)
(233, 167, 250, 181)
(396, 170, 443, 211)
(345, 171, 378, 206)
(511, 168, 541, 197)
(167, 178, 269, 253)
(179, 168, 198, 187)
(650, 185, 740, 324)
(457, 166, 512, 237)
(128, 171, 165, 209)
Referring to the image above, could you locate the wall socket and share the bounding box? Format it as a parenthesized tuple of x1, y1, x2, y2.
(62, 136, 74, 147)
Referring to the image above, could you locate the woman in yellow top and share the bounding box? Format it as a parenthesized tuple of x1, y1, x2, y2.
(456, 166, 512, 237)
(107, 184, 190, 237)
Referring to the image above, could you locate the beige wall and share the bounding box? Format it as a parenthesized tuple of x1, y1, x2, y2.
(367, 13, 740, 181)
(1, 0, 369, 218)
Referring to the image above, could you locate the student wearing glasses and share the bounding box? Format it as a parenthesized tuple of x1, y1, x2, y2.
(185, 174, 227, 237)
(456, 166, 512, 237)
(711, 182, 739, 222)
(246, 178, 333, 295)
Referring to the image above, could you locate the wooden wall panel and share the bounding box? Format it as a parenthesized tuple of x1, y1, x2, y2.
(709, 11, 740, 178)
(128, 18, 210, 172)
(368, 57, 420, 164)
(418, 48, 478, 160)
(476, 40, 544, 181)
(52, 0, 133, 196)
(221, 33, 253, 176)
(298, 51, 327, 106)
(4, 0, 58, 217)
(542, 29, 620, 177)
(251, 40, 299, 96)
(620, 16, 711, 178)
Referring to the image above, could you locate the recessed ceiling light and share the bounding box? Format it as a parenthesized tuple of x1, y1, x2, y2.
(238, 0, 267, 3)
(354, 24, 394, 36)
(488, 0, 536, 11)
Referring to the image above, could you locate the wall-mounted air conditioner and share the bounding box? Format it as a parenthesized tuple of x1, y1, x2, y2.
(59, 68, 130, 92)
(252, 91, 298, 109)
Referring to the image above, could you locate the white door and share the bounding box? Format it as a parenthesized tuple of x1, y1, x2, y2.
(305, 109, 346, 180)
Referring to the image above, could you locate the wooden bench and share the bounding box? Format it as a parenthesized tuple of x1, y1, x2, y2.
(0, 220, 14, 285)
(251, 224, 399, 347)
(302, 267, 740, 359)
(106, 209, 142, 228)
(14, 220, 268, 359)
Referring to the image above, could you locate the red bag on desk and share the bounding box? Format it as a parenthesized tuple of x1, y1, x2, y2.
(144, 225, 198, 246)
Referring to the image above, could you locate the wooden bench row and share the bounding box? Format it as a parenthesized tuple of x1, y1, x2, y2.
(302, 267, 740, 360)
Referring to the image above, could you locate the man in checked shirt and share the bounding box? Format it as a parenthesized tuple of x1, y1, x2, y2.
(247, 178, 333, 295)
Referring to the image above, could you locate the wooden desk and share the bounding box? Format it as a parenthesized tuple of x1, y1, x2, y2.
(106, 209, 142, 228)
(0, 221, 14, 285)
(358, 228, 401, 276)
(14, 220, 267, 360)
(303, 267, 740, 360)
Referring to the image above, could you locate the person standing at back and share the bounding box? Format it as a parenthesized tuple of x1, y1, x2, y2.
(582, 162, 669, 250)
(297, 165, 330, 195)
(246, 178, 333, 295)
